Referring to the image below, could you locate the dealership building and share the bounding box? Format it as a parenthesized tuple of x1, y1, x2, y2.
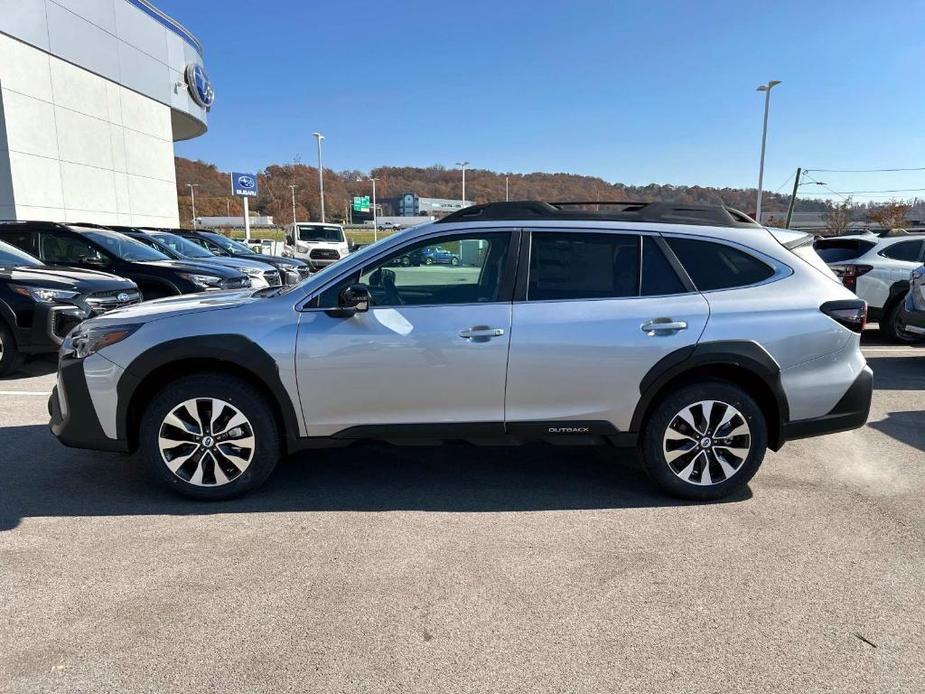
(0, 0, 212, 227)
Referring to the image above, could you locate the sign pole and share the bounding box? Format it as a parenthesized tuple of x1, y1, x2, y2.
(243, 196, 251, 242)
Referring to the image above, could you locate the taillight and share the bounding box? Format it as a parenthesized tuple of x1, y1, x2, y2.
(831, 264, 873, 292)
(821, 300, 867, 333)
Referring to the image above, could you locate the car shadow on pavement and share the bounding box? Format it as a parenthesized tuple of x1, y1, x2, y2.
(0, 355, 57, 381)
(868, 412, 925, 453)
(0, 425, 750, 531)
(866, 356, 925, 391)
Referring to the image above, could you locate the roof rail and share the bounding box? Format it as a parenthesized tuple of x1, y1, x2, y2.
(0, 220, 70, 231)
(435, 200, 761, 228)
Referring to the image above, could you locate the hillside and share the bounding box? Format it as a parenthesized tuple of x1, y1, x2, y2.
(173, 157, 821, 227)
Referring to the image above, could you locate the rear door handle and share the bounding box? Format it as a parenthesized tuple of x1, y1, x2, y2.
(641, 318, 688, 335)
(459, 326, 505, 341)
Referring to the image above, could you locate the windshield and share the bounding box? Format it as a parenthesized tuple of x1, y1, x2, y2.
(205, 234, 253, 255)
(79, 229, 169, 262)
(150, 232, 214, 259)
(297, 225, 345, 242)
(0, 240, 43, 267)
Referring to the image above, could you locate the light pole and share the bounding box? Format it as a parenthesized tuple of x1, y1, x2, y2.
(456, 161, 469, 205)
(755, 80, 781, 223)
(505, 176, 509, 201)
(186, 183, 199, 228)
(289, 185, 297, 225)
(313, 132, 325, 222)
(357, 176, 379, 241)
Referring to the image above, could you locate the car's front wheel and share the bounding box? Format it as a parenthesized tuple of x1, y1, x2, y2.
(139, 374, 280, 499)
(0, 321, 24, 377)
(641, 382, 767, 501)
(880, 299, 924, 344)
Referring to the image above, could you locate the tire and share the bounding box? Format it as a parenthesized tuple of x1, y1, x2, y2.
(0, 321, 24, 377)
(139, 373, 281, 500)
(424, 257, 434, 265)
(450, 257, 460, 266)
(641, 381, 767, 501)
(880, 299, 923, 344)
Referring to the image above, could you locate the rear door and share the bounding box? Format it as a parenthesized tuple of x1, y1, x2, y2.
(504, 230, 709, 433)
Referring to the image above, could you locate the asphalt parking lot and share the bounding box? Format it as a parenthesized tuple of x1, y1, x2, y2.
(1, 334, 923, 693)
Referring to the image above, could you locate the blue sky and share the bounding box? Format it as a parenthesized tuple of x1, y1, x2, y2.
(160, 0, 925, 198)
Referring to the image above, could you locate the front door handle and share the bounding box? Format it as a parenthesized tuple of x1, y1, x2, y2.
(641, 318, 688, 335)
(459, 326, 505, 342)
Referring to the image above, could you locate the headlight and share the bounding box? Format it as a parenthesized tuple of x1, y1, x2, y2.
(242, 267, 265, 277)
(13, 285, 79, 303)
(179, 273, 223, 289)
(61, 323, 141, 360)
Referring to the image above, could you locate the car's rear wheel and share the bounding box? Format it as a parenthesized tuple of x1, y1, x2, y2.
(450, 257, 460, 266)
(424, 257, 434, 265)
(641, 382, 767, 501)
(880, 299, 924, 344)
(0, 321, 24, 377)
(139, 374, 280, 499)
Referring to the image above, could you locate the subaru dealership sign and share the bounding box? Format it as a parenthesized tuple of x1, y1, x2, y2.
(231, 172, 258, 197)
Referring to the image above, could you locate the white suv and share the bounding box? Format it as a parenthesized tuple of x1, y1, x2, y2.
(284, 223, 350, 270)
(814, 232, 925, 343)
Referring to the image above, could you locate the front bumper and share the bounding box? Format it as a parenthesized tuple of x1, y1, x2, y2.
(899, 292, 925, 335)
(48, 356, 129, 452)
(781, 366, 873, 442)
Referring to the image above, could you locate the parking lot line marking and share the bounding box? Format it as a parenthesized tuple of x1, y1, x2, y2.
(0, 390, 50, 396)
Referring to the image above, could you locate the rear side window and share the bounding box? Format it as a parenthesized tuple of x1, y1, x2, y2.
(0, 231, 41, 257)
(813, 239, 876, 263)
(666, 238, 774, 291)
(528, 232, 639, 301)
(879, 240, 924, 262)
(641, 237, 686, 296)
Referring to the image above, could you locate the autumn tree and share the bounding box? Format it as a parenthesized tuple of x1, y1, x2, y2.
(822, 198, 854, 236)
(868, 200, 910, 230)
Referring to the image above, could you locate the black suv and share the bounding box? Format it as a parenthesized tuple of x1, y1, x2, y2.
(0, 222, 250, 300)
(0, 239, 140, 375)
(174, 229, 310, 284)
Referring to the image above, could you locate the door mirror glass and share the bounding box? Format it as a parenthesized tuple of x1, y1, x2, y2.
(338, 283, 370, 313)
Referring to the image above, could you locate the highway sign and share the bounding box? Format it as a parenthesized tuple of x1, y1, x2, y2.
(353, 195, 370, 213)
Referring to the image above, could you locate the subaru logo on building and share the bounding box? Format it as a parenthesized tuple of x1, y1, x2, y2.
(185, 63, 215, 109)
(237, 175, 255, 189)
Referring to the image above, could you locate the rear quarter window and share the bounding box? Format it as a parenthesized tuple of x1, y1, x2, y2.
(666, 237, 774, 291)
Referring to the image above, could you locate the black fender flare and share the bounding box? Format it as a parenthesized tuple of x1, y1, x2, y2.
(887, 280, 911, 308)
(116, 334, 302, 450)
(630, 340, 790, 442)
(0, 298, 18, 333)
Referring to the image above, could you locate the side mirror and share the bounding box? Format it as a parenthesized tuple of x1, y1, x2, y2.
(337, 283, 370, 314)
(286, 236, 293, 245)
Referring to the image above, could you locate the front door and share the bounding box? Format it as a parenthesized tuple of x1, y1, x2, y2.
(296, 230, 517, 436)
(504, 230, 710, 432)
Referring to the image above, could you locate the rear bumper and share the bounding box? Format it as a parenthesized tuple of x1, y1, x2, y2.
(781, 366, 873, 442)
(48, 357, 129, 452)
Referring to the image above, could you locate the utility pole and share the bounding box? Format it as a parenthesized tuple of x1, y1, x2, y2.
(755, 80, 781, 223)
(289, 185, 298, 225)
(187, 183, 199, 228)
(456, 161, 469, 205)
(785, 167, 802, 228)
(313, 132, 325, 222)
(505, 176, 509, 201)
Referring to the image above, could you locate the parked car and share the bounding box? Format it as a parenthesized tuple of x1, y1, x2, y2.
(175, 229, 310, 284)
(48, 201, 871, 502)
(283, 223, 350, 271)
(0, 239, 139, 375)
(0, 222, 250, 300)
(900, 264, 925, 338)
(814, 232, 925, 343)
(117, 228, 283, 288)
(409, 246, 461, 266)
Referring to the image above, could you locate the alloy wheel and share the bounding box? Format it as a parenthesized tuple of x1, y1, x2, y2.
(662, 400, 751, 486)
(158, 398, 255, 486)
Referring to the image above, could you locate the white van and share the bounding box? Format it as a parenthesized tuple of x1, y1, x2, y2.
(284, 223, 350, 270)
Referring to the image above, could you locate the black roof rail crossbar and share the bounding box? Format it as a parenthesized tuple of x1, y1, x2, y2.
(435, 200, 761, 228)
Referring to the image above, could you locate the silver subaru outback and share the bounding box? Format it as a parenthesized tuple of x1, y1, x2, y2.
(49, 201, 873, 501)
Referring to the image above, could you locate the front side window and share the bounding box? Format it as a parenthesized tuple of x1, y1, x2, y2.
(880, 240, 924, 262)
(528, 232, 640, 301)
(666, 237, 774, 291)
(42, 233, 111, 266)
(319, 232, 512, 308)
(152, 232, 214, 258)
